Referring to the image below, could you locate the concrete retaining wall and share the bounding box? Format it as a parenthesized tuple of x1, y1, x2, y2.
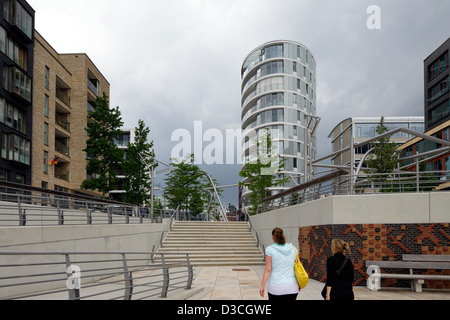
(251, 192, 450, 288)
(252, 192, 450, 250)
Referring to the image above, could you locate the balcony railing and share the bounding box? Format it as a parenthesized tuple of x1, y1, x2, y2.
(55, 140, 70, 157)
(56, 89, 70, 107)
(56, 115, 70, 132)
(427, 79, 449, 105)
(55, 168, 69, 182)
(88, 79, 99, 96)
(253, 170, 450, 214)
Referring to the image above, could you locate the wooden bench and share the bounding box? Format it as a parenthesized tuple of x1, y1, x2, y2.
(366, 255, 450, 292)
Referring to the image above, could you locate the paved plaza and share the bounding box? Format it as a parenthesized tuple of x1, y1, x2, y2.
(185, 265, 450, 301)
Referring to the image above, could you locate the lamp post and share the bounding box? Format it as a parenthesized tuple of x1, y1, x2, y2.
(144, 151, 171, 221)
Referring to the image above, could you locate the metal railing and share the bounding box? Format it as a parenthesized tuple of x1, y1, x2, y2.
(0, 251, 193, 300)
(243, 209, 266, 262)
(150, 206, 180, 256)
(0, 182, 154, 226)
(256, 170, 450, 213)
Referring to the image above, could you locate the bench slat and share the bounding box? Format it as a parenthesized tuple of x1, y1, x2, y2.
(365, 260, 450, 270)
(402, 254, 450, 262)
(371, 274, 450, 280)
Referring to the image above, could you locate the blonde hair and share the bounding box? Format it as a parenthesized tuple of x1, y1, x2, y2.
(332, 239, 351, 254)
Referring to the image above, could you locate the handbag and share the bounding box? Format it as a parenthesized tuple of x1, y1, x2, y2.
(321, 255, 349, 299)
(293, 245, 309, 289)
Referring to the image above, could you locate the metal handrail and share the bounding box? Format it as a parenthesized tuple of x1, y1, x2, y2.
(0, 251, 193, 300)
(242, 208, 266, 262)
(0, 182, 166, 226)
(254, 170, 450, 214)
(150, 206, 181, 260)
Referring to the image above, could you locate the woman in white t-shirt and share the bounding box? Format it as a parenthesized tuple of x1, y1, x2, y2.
(259, 227, 299, 300)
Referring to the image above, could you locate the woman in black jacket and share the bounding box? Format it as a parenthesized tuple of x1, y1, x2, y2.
(324, 239, 354, 300)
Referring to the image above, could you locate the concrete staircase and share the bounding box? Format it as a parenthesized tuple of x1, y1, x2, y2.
(156, 221, 265, 266)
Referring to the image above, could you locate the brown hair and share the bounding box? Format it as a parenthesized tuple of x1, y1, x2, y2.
(272, 228, 286, 245)
(332, 239, 351, 254)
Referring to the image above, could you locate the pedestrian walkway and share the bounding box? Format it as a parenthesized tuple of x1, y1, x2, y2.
(186, 266, 450, 300)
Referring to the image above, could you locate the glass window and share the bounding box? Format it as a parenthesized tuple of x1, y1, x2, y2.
(258, 92, 284, 108)
(445, 156, 450, 177)
(0, 98, 26, 134)
(428, 77, 449, 104)
(4, 0, 33, 39)
(265, 45, 283, 59)
(7, 38, 13, 61)
(44, 122, 48, 146)
(356, 124, 376, 138)
(429, 51, 448, 81)
(3, 134, 31, 165)
(260, 60, 283, 77)
(3, 66, 31, 101)
(44, 151, 48, 174)
(0, 26, 5, 54)
(44, 95, 49, 118)
(45, 66, 49, 89)
(1, 134, 7, 159)
(0, 169, 7, 181)
(429, 100, 449, 125)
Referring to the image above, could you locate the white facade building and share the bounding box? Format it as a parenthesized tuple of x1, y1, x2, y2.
(240, 40, 319, 205)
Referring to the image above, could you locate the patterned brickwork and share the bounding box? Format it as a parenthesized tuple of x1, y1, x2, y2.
(299, 223, 450, 289)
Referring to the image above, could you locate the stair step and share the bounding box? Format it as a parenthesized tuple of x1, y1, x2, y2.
(157, 221, 264, 266)
(154, 257, 265, 263)
(165, 235, 255, 239)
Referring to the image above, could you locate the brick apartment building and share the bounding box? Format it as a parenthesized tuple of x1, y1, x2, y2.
(32, 30, 110, 196)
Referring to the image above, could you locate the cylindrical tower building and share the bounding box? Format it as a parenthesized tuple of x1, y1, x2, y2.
(240, 40, 319, 205)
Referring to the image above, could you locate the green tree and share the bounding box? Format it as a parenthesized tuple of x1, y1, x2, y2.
(239, 129, 288, 214)
(365, 116, 400, 191)
(164, 154, 222, 218)
(122, 119, 155, 206)
(81, 93, 124, 197)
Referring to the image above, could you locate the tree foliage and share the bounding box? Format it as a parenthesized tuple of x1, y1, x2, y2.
(365, 116, 400, 176)
(239, 129, 288, 214)
(164, 154, 222, 218)
(81, 93, 124, 197)
(364, 116, 400, 192)
(122, 119, 155, 206)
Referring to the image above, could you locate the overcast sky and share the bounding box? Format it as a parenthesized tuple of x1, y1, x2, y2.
(27, 0, 450, 206)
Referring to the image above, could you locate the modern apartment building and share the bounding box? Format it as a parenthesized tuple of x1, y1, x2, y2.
(0, 0, 34, 185)
(424, 37, 449, 132)
(240, 40, 319, 205)
(398, 119, 450, 187)
(32, 30, 110, 196)
(328, 117, 425, 171)
(396, 39, 450, 189)
(109, 128, 135, 202)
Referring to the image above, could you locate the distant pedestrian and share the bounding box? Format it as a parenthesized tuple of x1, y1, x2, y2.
(260, 228, 299, 300)
(323, 239, 354, 300)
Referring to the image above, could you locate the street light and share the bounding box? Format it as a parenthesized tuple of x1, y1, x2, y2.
(138, 149, 172, 221)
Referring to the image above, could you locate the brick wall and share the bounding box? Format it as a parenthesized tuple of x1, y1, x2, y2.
(299, 223, 450, 289)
